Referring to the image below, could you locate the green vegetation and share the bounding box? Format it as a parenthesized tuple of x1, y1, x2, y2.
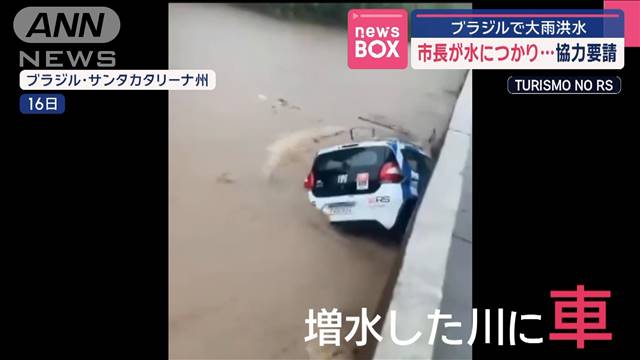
(237, 3, 470, 28)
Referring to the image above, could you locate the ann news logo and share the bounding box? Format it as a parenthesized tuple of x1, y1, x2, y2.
(14, 7, 120, 68)
(348, 9, 408, 69)
(14, 7, 120, 43)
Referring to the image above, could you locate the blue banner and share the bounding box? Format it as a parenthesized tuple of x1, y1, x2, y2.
(411, 9, 624, 38)
(20, 93, 65, 114)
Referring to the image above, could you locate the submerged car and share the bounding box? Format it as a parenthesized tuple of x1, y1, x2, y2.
(304, 138, 434, 236)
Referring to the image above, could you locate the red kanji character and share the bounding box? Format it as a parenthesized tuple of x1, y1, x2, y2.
(434, 43, 447, 62)
(510, 44, 525, 62)
(418, 43, 432, 62)
(495, 46, 509, 61)
(463, 43, 479, 62)
(526, 44, 538, 62)
(448, 43, 463, 62)
(549, 284, 612, 349)
(482, 45, 493, 62)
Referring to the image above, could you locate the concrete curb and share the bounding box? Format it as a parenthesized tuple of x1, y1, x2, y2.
(373, 71, 472, 360)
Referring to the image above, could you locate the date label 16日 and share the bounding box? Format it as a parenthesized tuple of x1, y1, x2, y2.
(20, 93, 65, 114)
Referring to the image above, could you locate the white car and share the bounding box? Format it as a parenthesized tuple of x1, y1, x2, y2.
(304, 138, 434, 237)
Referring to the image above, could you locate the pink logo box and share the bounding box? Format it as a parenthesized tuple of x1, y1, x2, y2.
(348, 9, 408, 69)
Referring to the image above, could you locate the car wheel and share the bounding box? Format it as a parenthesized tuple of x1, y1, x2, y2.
(389, 200, 415, 243)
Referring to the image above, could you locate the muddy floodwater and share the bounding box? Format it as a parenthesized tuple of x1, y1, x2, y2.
(169, 3, 466, 359)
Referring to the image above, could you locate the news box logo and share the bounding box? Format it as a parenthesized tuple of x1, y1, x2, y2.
(348, 9, 408, 69)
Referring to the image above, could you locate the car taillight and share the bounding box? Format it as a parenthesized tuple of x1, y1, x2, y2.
(379, 161, 403, 183)
(304, 171, 315, 189)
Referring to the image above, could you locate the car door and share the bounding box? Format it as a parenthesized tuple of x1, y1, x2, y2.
(401, 147, 431, 196)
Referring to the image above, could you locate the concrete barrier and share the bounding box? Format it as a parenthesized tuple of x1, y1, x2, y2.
(373, 70, 472, 360)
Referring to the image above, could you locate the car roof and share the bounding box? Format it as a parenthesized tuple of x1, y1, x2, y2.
(316, 138, 429, 157)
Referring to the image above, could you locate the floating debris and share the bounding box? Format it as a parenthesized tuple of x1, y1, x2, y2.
(357, 115, 412, 139)
(216, 172, 235, 184)
(274, 97, 301, 111)
(311, 130, 346, 144)
(427, 128, 445, 161)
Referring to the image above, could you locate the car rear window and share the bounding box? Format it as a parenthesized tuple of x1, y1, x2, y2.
(311, 146, 393, 197)
(314, 146, 390, 173)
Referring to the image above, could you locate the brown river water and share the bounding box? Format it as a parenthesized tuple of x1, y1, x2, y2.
(169, 3, 466, 359)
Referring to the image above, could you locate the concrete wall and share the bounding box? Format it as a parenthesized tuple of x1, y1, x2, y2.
(373, 70, 472, 360)
(432, 136, 472, 360)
